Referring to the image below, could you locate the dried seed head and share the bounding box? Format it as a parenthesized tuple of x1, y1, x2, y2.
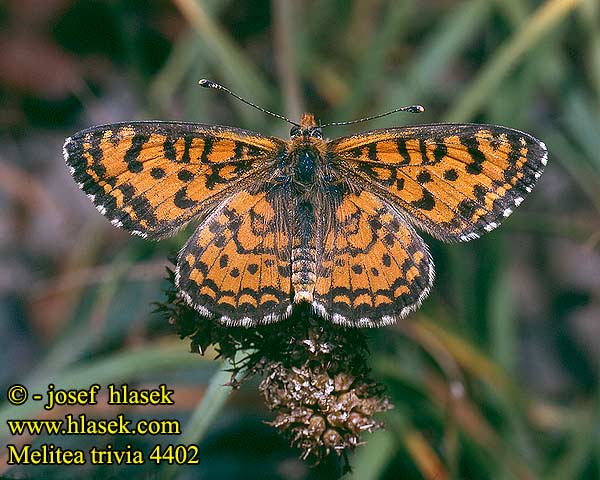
(159, 263, 393, 464)
(259, 350, 392, 461)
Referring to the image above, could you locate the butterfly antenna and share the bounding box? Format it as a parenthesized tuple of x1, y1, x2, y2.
(199, 79, 300, 127)
(320, 105, 425, 128)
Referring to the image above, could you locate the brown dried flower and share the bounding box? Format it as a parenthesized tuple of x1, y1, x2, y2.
(157, 263, 392, 463)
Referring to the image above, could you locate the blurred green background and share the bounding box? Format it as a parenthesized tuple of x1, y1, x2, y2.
(1, 0, 599, 478)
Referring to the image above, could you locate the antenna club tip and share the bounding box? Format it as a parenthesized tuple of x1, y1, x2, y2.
(198, 79, 218, 89)
(411, 105, 425, 113)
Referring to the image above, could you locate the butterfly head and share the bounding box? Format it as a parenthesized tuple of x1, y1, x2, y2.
(290, 113, 322, 139)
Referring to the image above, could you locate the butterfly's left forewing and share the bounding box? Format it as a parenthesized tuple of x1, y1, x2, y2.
(328, 124, 547, 241)
(65, 122, 286, 239)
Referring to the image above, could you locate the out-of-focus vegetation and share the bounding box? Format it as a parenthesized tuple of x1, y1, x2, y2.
(1, 0, 599, 478)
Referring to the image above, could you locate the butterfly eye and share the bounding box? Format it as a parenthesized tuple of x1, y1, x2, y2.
(290, 126, 300, 137)
(310, 128, 323, 139)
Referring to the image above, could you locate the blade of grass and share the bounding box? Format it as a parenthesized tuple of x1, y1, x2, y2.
(445, 245, 474, 328)
(496, 0, 529, 28)
(488, 243, 516, 373)
(578, 0, 600, 101)
(379, 359, 538, 479)
(348, 430, 397, 480)
(23, 250, 135, 386)
(272, 0, 304, 120)
(171, 0, 271, 125)
(402, 429, 448, 480)
(149, 2, 229, 117)
(333, 1, 414, 121)
(402, 0, 491, 97)
(562, 89, 600, 171)
(445, 0, 583, 122)
(387, 411, 449, 480)
(417, 318, 522, 403)
(183, 54, 213, 122)
(160, 359, 233, 480)
(149, 31, 206, 114)
(544, 404, 598, 480)
(541, 127, 600, 214)
(376, 0, 492, 129)
(506, 212, 600, 248)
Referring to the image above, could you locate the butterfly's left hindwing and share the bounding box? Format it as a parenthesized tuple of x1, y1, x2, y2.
(329, 124, 547, 242)
(64, 122, 285, 239)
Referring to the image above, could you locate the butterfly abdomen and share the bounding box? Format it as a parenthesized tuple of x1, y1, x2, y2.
(292, 200, 317, 302)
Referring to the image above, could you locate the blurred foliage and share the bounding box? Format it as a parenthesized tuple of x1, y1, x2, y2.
(1, 0, 599, 479)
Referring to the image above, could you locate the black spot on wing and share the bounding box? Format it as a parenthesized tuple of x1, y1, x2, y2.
(124, 134, 148, 173)
(181, 136, 193, 163)
(220, 255, 229, 268)
(395, 139, 411, 165)
(367, 143, 378, 161)
(163, 137, 177, 162)
(443, 168, 458, 181)
(417, 170, 432, 184)
(411, 188, 435, 211)
(462, 136, 485, 175)
(419, 139, 429, 164)
(433, 143, 447, 163)
(473, 184, 487, 202)
(178, 169, 194, 182)
(174, 187, 198, 209)
(458, 198, 476, 219)
(200, 136, 213, 163)
(87, 132, 107, 178)
(151, 167, 166, 179)
(352, 265, 363, 274)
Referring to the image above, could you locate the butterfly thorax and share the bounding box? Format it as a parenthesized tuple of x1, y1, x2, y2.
(288, 113, 327, 188)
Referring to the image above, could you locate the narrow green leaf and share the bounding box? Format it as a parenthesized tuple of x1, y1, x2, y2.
(445, 0, 583, 122)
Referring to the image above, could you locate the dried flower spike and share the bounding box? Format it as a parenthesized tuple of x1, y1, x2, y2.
(157, 263, 392, 463)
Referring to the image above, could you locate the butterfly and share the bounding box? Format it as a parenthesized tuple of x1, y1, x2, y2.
(64, 80, 547, 327)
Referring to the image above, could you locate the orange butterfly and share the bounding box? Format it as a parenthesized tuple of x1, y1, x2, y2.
(65, 80, 547, 327)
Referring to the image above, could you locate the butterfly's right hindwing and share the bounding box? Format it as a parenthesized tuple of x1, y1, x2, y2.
(176, 189, 293, 326)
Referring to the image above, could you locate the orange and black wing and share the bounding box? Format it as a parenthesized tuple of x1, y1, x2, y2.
(313, 191, 434, 327)
(176, 190, 292, 326)
(328, 124, 547, 241)
(64, 121, 286, 239)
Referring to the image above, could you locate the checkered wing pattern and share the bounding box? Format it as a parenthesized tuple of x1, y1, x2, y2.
(313, 191, 434, 327)
(64, 122, 286, 239)
(329, 124, 547, 242)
